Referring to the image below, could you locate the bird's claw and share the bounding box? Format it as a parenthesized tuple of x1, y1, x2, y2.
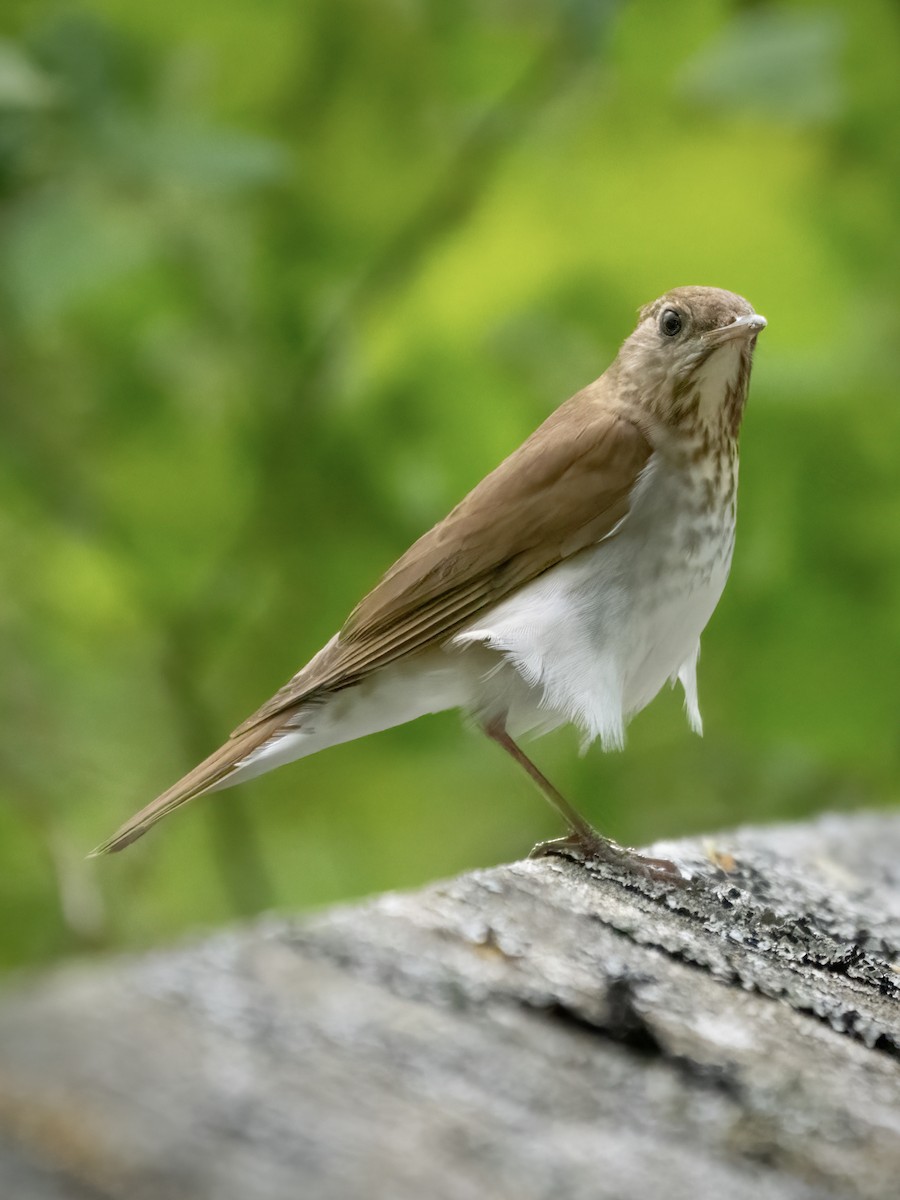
(530, 827, 686, 886)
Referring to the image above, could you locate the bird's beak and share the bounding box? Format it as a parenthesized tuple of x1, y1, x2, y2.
(707, 313, 768, 345)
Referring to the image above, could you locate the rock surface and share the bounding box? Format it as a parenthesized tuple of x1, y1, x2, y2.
(1, 811, 900, 1200)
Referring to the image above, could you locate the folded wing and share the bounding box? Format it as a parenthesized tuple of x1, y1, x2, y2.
(94, 381, 652, 853)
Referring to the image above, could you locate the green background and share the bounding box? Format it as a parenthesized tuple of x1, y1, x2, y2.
(1, 0, 898, 969)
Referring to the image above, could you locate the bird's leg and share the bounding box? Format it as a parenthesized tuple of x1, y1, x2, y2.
(483, 719, 597, 843)
(483, 718, 683, 884)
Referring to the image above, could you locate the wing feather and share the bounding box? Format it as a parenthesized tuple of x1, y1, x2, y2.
(95, 380, 652, 853)
(235, 383, 651, 734)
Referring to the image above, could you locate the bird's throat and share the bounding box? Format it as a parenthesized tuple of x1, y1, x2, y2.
(693, 341, 753, 438)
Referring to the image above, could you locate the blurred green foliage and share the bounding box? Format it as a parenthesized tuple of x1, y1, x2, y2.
(1, 0, 898, 969)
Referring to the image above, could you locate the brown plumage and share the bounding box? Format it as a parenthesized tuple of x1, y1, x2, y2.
(235, 397, 652, 732)
(93, 396, 650, 854)
(92, 286, 765, 868)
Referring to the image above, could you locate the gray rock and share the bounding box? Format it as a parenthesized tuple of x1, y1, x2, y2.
(1, 811, 899, 1200)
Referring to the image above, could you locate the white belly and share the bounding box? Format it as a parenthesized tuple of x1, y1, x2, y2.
(454, 451, 736, 749)
(233, 450, 737, 783)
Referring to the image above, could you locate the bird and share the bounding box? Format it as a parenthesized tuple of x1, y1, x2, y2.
(92, 286, 766, 879)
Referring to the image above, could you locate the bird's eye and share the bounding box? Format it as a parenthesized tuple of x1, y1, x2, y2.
(660, 308, 683, 337)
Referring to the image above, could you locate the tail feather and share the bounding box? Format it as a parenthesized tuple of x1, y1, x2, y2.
(89, 715, 287, 856)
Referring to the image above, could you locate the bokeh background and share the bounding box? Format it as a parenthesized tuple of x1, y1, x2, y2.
(1, 0, 898, 970)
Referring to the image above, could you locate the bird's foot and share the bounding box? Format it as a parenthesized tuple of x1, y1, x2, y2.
(529, 827, 686, 886)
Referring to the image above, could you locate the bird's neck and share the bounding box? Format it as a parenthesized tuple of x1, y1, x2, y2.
(689, 340, 753, 439)
(609, 339, 753, 444)
(666, 422, 740, 527)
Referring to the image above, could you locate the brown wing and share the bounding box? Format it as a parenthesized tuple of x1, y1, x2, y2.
(235, 382, 652, 734)
(93, 380, 651, 855)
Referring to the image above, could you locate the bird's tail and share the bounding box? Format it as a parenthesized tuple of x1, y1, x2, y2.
(89, 715, 287, 855)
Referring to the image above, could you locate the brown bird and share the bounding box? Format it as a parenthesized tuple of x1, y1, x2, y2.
(93, 286, 766, 879)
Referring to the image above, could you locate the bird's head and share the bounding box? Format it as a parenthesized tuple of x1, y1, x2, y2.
(617, 286, 766, 436)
